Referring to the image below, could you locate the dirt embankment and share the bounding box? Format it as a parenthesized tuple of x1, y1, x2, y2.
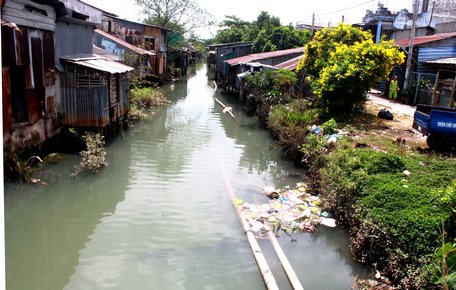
(362, 97, 427, 149)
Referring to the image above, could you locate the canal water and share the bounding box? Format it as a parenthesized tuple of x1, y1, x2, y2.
(5, 63, 368, 290)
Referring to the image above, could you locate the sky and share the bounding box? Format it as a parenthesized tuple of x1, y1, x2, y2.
(83, 0, 413, 38)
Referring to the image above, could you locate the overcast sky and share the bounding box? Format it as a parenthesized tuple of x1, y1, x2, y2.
(83, 0, 413, 38)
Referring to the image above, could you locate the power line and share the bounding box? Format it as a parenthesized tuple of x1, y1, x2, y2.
(316, 0, 375, 17)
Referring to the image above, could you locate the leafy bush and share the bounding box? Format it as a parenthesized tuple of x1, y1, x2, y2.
(128, 103, 148, 122)
(130, 87, 168, 109)
(268, 99, 317, 129)
(71, 132, 107, 177)
(316, 144, 456, 288)
(300, 134, 328, 166)
(128, 87, 168, 123)
(244, 69, 299, 114)
(321, 118, 337, 135)
(297, 24, 405, 116)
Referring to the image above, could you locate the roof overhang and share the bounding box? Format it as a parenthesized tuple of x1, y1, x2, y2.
(424, 57, 456, 65)
(61, 55, 134, 73)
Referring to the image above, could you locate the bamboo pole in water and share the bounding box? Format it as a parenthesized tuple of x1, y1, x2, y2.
(215, 82, 302, 289)
(211, 82, 239, 124)
(220, 166, 279, 290)
(267, 230, 305, 290)
(238, 209, 280, 290)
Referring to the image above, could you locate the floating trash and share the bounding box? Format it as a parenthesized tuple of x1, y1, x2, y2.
(239, 183, 337, 237)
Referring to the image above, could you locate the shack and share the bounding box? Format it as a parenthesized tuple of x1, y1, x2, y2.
(1, 0, 65, 158)
(55, 8, 134, 129)
(100, 15, 170, 77)
(61, 0, 170, 77)
(93, 28, 155, 79)
(396, 32, 456, 106)
(59, 55, 133, 128)
(207, 42, 253, 82)
(224, 47, 305, 91)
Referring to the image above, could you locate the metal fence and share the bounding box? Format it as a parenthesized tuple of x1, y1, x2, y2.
(410, 72, 437, 105)
(410, 72, 456, 107)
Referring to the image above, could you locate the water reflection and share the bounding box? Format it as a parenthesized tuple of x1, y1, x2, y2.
(5, 135, 130, 290)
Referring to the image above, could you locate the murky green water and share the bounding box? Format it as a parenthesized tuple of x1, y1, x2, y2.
(5, 63, 368, 290)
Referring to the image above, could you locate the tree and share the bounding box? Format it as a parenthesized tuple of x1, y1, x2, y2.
(214, 12, 309, 53)
(256, 11, 281, 31)
(135, 0, 213, 35)
(297, 24, 405, 116)
(214, 15, 255, 44)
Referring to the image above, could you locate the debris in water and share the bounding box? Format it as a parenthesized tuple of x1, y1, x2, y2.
(239, 182, 337, 237)
(233, 198, 244, 207)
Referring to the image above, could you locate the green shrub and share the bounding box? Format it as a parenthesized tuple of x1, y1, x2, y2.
(130, 87, 168, 109)
(268, 100, 318, 129)
(316, 145, 456, 288)
(71, 132, 107, 177)
(300, 134, 328, 166)
(321, 118, 337, 134)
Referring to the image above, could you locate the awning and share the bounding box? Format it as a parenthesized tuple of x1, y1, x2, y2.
(424, 57, 456, 65)
(61, 54, 134, 73)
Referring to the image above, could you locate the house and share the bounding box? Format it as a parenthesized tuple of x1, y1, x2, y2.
(359, 0, 456, 43)
(61, 0, 117, 25)
(100, 15, 170, 77)
(1, 0, 135, 159)
(93, 28, 155, 79)
(207, 42, 253, 82)
(59, 55, 133, 128)
(54, 6, 134, 129)
(223, 47, 305, 92)
(395, 33, 456, 106)
(62, 0, 170, 77)
(1, 0, 65, 159)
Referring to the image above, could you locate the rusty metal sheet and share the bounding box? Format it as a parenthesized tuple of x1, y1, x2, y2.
(43, 30, 55, 86)
(2, 68, 12, 133)
(94, 29, 155, 56)
(61, 75, 110, 128)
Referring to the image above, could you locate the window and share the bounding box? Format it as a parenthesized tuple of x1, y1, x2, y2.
(145, 38, 155, 51)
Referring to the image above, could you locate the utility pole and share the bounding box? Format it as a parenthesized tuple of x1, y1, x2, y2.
(310, 13, 315, 38)
(404, 0, 419, 89)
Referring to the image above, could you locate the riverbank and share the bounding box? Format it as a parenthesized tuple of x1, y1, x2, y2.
(254, 94, 456, 289)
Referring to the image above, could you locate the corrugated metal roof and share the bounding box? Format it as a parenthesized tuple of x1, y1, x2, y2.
(225, 47, 305, 66)
(61, 55, 134, 73)
(245, 62, 277, 70)
(275, 55, 304, 70)
(208, 42, 253, 49)
(395, 32, 456, 47)
(94, 29, 155, 56)
(424, 57, 456, 65)
(93, 45, 122, 61)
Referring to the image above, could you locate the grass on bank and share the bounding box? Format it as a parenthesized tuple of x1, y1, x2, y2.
(317, 139, 456, 289)
(266, 101, 456, 288)
(128, 87, 169, 122)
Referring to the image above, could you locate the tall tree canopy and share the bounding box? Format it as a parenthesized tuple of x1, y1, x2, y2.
(135, 0, 213, 35)
(213, 11, 309, 53)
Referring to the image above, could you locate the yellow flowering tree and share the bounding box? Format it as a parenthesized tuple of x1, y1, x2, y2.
(297, 24, 405, 116)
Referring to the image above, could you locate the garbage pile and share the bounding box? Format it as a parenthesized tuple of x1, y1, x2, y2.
(235, 183, 337, 238)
